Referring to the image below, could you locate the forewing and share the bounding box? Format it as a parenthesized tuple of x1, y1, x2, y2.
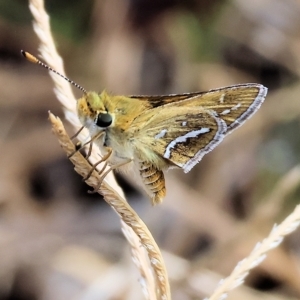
(192, 84, 267, 132)
(130, 83, 267, 133)
(131, 107, 227, 173)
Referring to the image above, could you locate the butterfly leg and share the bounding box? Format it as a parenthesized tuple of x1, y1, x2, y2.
(88, 158, 132, 194)
(139, 162, 166, 205)
(70, 126, 85, 155)
(68, 131, 105, 158)
(85, 140, 94, 159)
(83, 147, 113, 181)
(70, 126, 84, 140)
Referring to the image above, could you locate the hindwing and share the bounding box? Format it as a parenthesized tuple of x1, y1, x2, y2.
(130, 107, 227, 172)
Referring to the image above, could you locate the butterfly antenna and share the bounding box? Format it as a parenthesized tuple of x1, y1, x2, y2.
(21, 50, 87, 94)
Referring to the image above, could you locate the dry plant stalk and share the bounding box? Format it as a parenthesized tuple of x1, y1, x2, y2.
(206, 204, 300, 300)
(28, 0, 170, 299)
(49, 112, 170, 300)
(29, 0, 76, 113)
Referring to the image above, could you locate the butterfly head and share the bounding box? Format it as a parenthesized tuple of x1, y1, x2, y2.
(77, 91, 113, 131)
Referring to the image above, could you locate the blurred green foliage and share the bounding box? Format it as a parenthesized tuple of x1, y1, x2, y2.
(0, 0, 93, 42)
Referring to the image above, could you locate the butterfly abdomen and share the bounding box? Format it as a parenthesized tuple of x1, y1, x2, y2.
(138, 161, 166, 205)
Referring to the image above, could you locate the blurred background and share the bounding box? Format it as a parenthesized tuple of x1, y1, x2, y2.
(1, 0, 300, 299)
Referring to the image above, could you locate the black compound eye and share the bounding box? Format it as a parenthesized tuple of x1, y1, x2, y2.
(95, 113, 112, 127)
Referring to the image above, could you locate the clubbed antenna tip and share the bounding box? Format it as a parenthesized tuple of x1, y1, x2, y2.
(21, 50, 87, 94)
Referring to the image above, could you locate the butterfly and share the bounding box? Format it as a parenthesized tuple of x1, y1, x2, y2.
(77, 84, 267, 204)
(22, 51, 268, 205)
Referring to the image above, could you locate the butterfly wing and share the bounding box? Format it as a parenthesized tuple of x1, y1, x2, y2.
(130, 106, 227, 173)
(129, 83, 267, 172)
(130, 83, 267, 133)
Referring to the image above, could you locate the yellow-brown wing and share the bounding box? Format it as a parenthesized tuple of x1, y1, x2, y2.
(130, 83, 267, 133)
(128, 83, 267, 172)
(129, 106, 227, 173)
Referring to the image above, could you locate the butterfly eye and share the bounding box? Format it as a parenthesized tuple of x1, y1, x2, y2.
(95, 113, 112, 128)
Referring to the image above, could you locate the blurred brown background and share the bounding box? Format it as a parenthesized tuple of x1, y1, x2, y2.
(1, 0, 300, 299)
